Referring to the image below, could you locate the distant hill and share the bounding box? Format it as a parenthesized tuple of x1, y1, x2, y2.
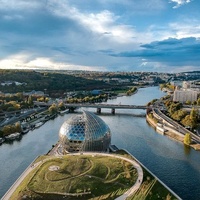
(0, 70, 109, 96)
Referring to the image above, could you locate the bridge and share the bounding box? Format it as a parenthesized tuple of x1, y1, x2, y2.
(34, 102, 149, 114)
(65, 103, 149, 114)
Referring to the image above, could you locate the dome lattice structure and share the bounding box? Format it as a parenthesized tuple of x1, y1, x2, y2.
(59, 111, 111, 152)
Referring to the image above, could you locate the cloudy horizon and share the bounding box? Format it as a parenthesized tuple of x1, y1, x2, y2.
(0, 0, 199, 72)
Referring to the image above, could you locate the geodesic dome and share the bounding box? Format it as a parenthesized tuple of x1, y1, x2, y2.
(59, 111, 111, 152)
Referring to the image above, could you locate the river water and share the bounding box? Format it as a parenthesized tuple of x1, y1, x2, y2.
(0, 86, 200, 200)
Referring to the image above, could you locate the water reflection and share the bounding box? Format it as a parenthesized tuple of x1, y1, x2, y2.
(184, 145, 191, 156)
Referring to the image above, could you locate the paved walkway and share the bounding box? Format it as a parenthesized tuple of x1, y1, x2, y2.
(2, 158, 48, 200)
(2, 152, 143, 200)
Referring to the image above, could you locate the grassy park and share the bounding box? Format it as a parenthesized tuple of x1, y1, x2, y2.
(10, 150, 179, 200)
(12, 154, 138, 200)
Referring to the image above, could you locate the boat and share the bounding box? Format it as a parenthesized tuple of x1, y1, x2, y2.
(34, 122, 44, 128)
(59, 109, 69, 115)
(5, 132, 21, 141)
(21, 128, 29, 134)
(0, 137, 5, 144)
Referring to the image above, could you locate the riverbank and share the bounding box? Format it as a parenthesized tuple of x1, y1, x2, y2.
(146, 114, 183, 141)
(146, 113, 200, 150)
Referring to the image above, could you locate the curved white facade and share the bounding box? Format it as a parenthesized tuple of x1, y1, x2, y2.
(59, 111, 111, 152)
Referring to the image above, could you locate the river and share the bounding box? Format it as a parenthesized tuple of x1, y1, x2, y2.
(0, 86, 200, 200)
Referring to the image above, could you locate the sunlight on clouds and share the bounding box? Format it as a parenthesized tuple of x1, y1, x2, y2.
(0, 54, 28, 69)
(169, 22, 200, 39)
(170, 0, 191, 8)
(146, 20, 200, 41)
(0, 54, 105, 71)
(27, 58, 104, 70)
(79, 11, 136, 43)
(26, 58, 77, 70)
(27, 58, 55, 68)
(47, 1, 136, 44)
(141, 62, 148, 66)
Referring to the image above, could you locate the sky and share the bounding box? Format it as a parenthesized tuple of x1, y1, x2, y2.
(0, 0, 200, 72)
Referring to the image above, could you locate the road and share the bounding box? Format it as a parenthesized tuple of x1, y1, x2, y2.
(0, 107, 46, 127)
(153, 108, 200, 143)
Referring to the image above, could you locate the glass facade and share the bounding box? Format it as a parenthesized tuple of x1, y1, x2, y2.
(59, 111, 111, 152)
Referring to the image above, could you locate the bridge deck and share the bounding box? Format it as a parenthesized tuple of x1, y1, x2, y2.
(64, 103, 148, 109)
(34, 102, 149, 109)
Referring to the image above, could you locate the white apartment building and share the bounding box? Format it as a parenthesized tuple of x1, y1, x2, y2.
(173, 89, 198, 103)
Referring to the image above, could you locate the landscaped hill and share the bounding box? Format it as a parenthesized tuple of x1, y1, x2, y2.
(11, 154, 138, 200)
(9, 151, 179, 200)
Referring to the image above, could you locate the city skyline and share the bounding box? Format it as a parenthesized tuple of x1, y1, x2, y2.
(0, 0, 200, 72)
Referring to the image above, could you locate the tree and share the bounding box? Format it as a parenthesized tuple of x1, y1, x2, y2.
(37, 97, 45, 102)
(197, 98, 200, 106)
(190, 108, 198, 122)
(58, 102, 65, 110)
(171, 109, 187, 122)
(15, 122, 22, 133)
(28, 95, 33, 106)
(184, 133, 191, 146)
(185, 100, 191, 105)
(16, 92, 23, 100)
(2, 125, 15, 136)
(181, 115, 196, 129)
(0, 130, 3, 137)
(48, 103, 58, 114)
(83, 96, 90, 102)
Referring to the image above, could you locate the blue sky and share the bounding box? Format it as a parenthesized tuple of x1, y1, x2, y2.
(0, 0, 200, 72)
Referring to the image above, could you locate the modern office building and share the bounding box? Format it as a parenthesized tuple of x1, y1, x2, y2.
(59, 111, 111, 152)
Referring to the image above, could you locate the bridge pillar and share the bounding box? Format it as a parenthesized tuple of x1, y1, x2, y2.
(69, 107, 75, 113)
(146, 107, 151, 114)
(97, 108, 101, 114)
(111, 108, 115, 115)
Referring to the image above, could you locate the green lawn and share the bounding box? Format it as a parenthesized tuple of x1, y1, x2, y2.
(11, 150, 179, 200)
(13, 154, 138, 200)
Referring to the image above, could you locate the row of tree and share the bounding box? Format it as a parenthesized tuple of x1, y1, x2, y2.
(164, 100, 199, 130)
(126, 87, 137, 96)
(160, 83, 176, 91)
(65, 94, 108, 104)
(0, 122, 21, 137)
(0, 93, 50, 112)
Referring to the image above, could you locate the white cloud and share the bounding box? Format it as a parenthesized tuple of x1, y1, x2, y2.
(0, 54, 105, 71)
(144, 19, 200, 42)
(47, 1, 137, 44)
(169, 21, 200, 39)
(0, 0, 43, 10)
(78, 11, 136, 43)
(169, 0, 191, 8)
